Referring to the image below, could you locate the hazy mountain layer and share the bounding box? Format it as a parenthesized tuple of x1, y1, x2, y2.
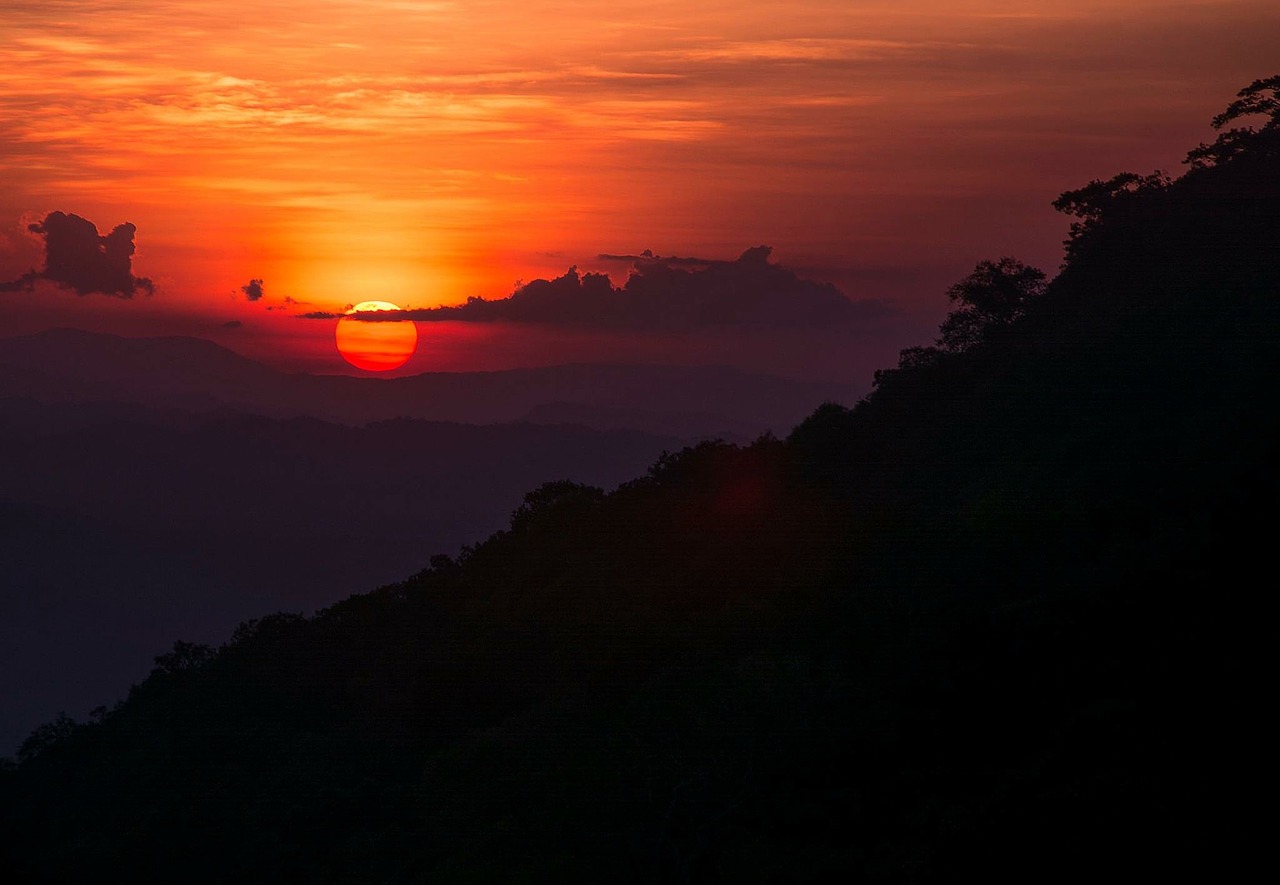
(0, 329, 862, 438)
(0, 404, 685, 752)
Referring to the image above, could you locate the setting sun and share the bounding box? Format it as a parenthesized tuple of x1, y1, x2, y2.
(334, 301, 417, 371)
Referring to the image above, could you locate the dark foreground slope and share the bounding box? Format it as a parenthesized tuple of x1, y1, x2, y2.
(2, 80, 1278, 882)
(0, 409, 686, 754)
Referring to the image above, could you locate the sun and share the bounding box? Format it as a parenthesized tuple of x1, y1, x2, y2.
(335, 301, 418, 372)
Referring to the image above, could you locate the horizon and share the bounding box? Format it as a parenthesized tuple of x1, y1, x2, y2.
(0, 323, 880, 385)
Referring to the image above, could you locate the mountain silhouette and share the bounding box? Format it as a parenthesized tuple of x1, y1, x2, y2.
(0, 402, 691, 754)
(0, 327, 862, 436)
(2, 77, 1277, 882)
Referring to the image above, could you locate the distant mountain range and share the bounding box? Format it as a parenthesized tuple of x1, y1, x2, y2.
(0, 404, 684, 755)
(0, 328, 863, 440)
(0, 329, 860, 753)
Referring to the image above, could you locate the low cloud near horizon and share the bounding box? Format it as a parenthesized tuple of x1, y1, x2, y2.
(304, 247, 891, 330)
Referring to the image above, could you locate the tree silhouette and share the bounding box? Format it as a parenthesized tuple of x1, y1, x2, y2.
(1051, 171, 1172, 262)
(1186, 75, 1280, 168)
(15, 713, 76, 764)
(937, 257, 1047, 353)
(509, 479, 605, 532)
(874, 257, 1045, 388)
(151, 640, 215, 676)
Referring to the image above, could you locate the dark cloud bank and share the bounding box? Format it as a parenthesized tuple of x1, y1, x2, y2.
(1, 211, 153, 297)
(306, 246, 886, 329)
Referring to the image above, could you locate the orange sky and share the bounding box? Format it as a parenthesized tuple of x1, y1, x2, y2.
(2, 1, 1279, 378)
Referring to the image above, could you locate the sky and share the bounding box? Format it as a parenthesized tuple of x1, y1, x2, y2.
(2, 0, 1278, 379)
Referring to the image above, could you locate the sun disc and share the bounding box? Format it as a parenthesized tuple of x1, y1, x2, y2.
(335, 300, 418, 371)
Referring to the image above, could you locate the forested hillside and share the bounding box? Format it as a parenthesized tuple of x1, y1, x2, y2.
(3, 78, 1277, 883)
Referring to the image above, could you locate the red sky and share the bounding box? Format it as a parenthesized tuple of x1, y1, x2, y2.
(2, 1, 1278, 380)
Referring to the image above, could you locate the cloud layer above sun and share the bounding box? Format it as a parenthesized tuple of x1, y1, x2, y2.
(305, 247, 888, 330)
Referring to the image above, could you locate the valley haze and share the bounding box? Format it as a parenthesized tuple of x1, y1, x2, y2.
(0, 329, 859, 752)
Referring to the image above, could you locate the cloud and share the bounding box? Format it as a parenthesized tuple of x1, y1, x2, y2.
(0, 275, 35, 293)
(240, 278, 264, 301)
(0, 211, 153, 297)
(596, 250, 720, 267)
(324, 246, 887, 330)
(222, 319, 243, 328)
